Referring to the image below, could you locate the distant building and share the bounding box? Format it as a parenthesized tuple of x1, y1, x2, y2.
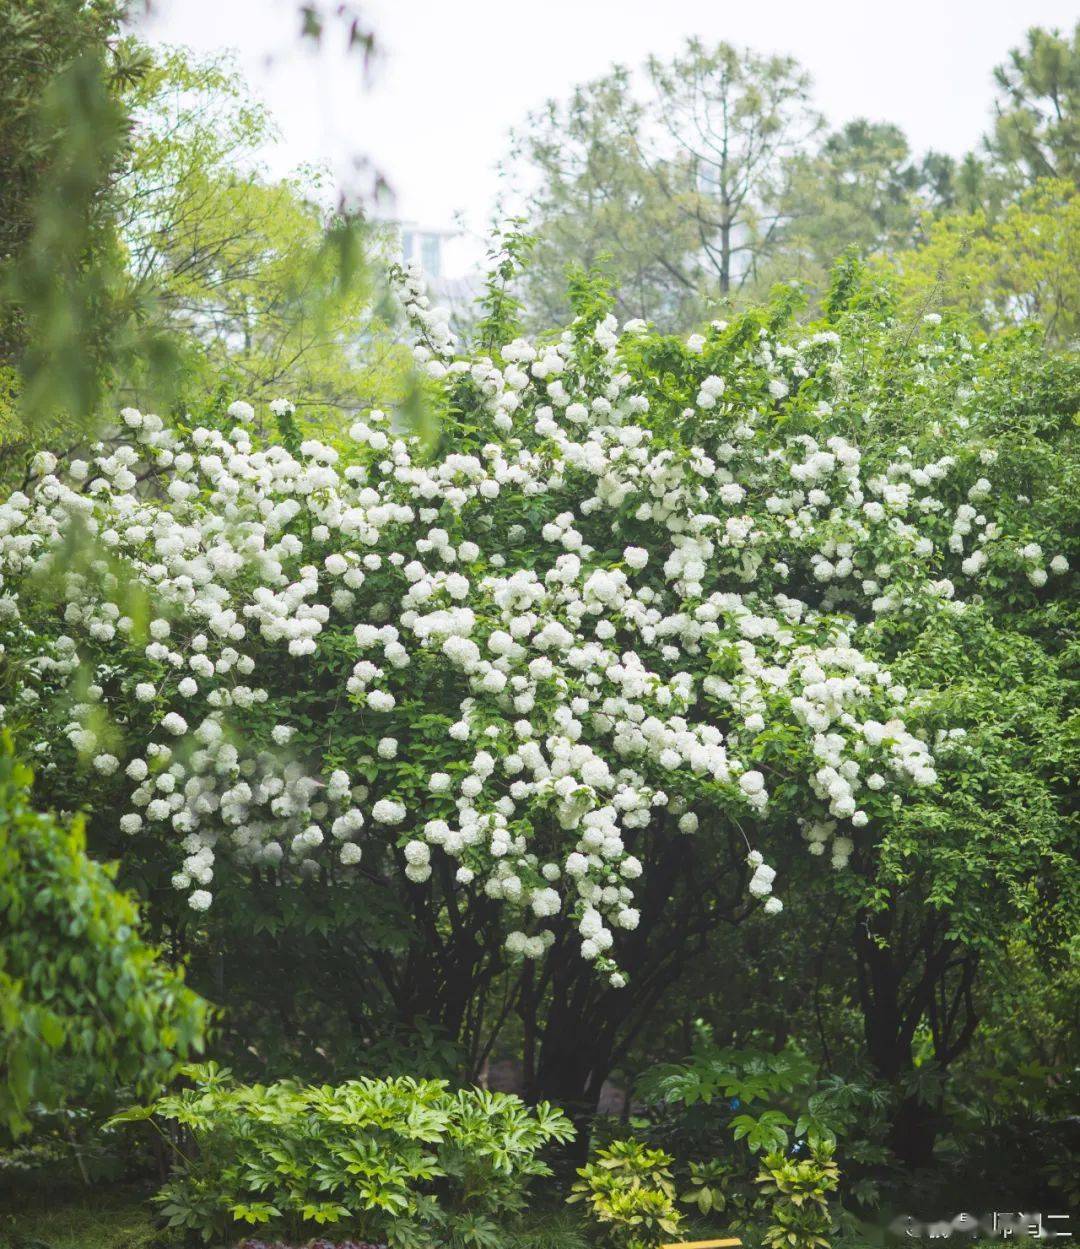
(395, 222, 484, 312)
(400, 225, 447, 279)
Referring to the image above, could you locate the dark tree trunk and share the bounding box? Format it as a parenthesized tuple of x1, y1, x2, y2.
(529, 948, 621, 1159)
(889, 1093, 940, 1170)
(528, 821, 749, 1159)
(533, 999, 617, 1105)
(853, 898, 980, 1170)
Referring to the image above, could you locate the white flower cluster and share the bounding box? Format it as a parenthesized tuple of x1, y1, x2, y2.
(0, 267, 1067, 985)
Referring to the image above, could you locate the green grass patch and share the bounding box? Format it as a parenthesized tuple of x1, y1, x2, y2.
(0, 1184, 173, 1249)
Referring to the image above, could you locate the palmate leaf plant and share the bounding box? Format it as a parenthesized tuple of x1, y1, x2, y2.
(638, 1041, 818, 1112)
(109, 1063, 574, 1245)
(631, 1038, 851, 1244)
(635, 1038, 824, 1167)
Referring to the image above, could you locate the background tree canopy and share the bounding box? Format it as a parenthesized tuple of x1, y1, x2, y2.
(0, 4, 406, 471)
(510, 24, 1080, 342)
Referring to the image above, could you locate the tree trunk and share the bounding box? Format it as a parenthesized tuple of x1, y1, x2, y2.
(719, 216, 732, 294)
(853, 904, 959, 1169)
(888, 1093, 939, 1169)
(530, 958, 620, 1160)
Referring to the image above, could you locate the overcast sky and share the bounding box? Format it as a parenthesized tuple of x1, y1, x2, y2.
(136, 0, 1078, 236)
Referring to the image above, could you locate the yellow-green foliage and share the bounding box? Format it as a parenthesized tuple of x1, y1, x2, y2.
(887, 179, 1080, 343)
(569, 1139, 684, 1249)
(0, 368, 19, 448)
(756, 1141, 840, 1249)
(117, 47, 412, 429)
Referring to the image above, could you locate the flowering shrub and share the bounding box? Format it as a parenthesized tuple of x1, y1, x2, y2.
(0, 263, 1073, 987)
(112, 1063, 573, 1244)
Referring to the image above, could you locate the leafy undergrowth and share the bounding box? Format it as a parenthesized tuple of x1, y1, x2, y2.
(0, 1182, 597, 1249)
(0, 1193, 839, 1249)
(234, 1241, 387, 1249)
(230, 1210, 593, 1249)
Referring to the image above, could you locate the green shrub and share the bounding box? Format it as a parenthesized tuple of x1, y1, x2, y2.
(0, 738, 207, 1139)
(568, 1139, 683, 1249)
(755, 1141, 839, 1249)
(679, 1157, 740, 1217)
(112, 1063, 573, 1245)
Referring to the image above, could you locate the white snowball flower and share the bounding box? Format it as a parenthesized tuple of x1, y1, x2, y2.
(738, 770, 765, 796)
(372, 798, 406, 825)
(227, 401, 255, 423)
